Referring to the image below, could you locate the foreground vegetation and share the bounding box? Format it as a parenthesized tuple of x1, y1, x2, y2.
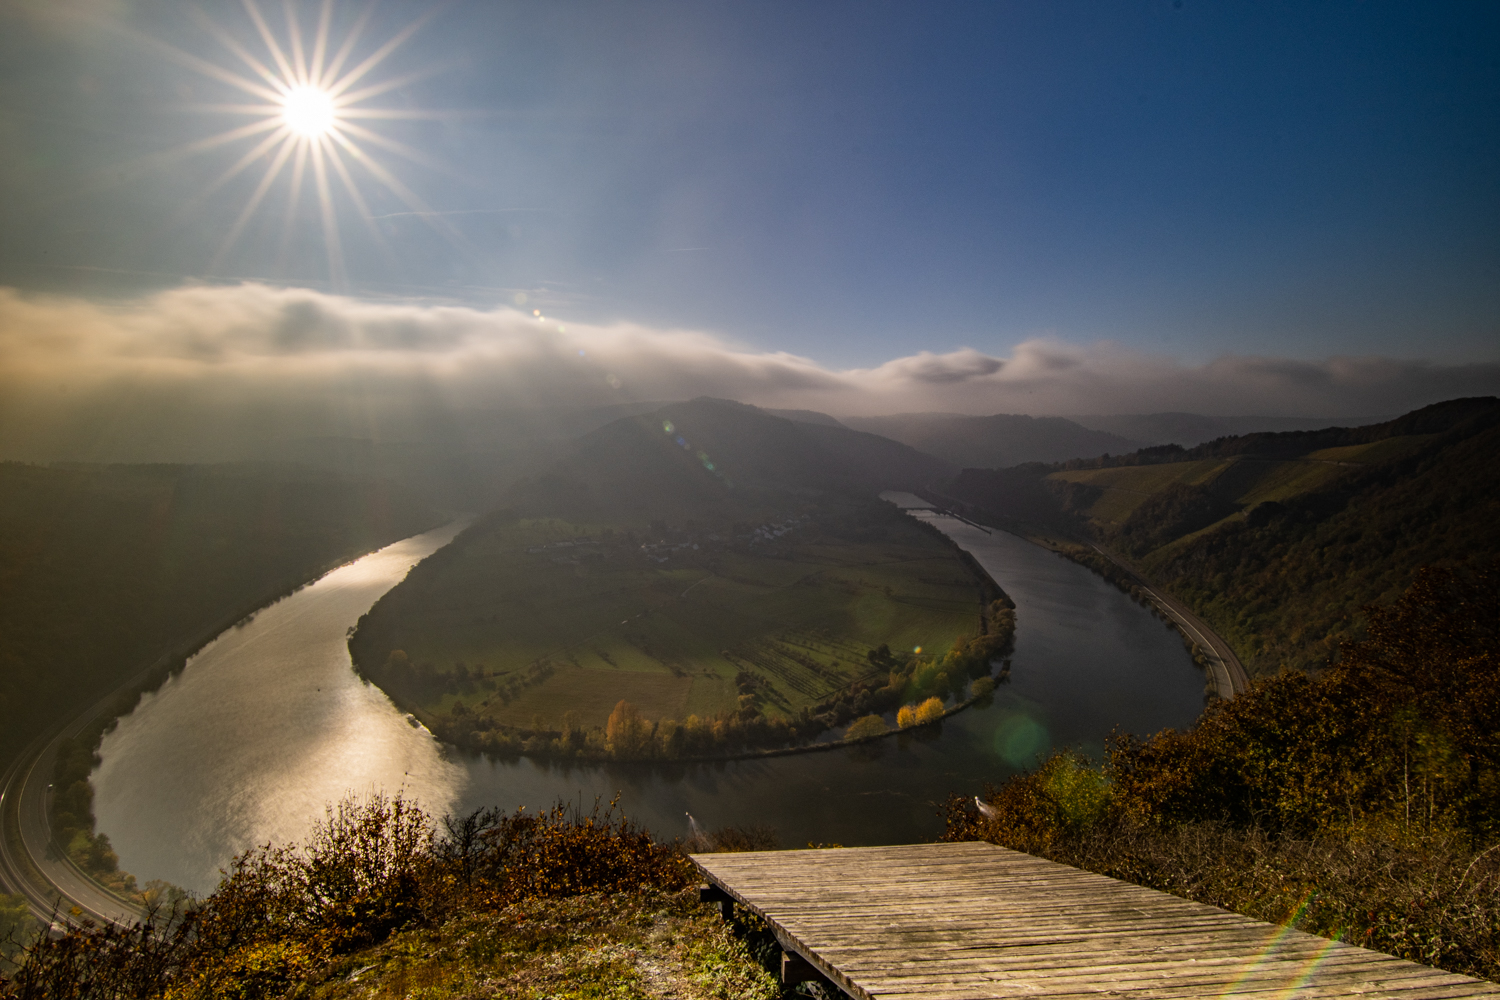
(946, 563, 1500, 981)
(948, 397, 1500, 676)
(350, 497, 1015, 759)
(0, 796, 798, 1000)
(4, 564, 1494, 993)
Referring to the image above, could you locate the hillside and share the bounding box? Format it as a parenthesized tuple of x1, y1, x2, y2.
(509, 397, 954, 524)
(843, 412, 1141, 468)
(944, 397, 1500, 675)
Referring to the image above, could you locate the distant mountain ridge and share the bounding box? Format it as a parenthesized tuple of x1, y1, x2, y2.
(509, 397, 954, 522)
(762, 407, 845, 427)
(842, 412, 1141, 468)
(1066, 412, 1395, 449)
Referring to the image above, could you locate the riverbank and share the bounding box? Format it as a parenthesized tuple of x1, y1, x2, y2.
(914, 487, 1246, 698)
(409, 664, 1011, 767)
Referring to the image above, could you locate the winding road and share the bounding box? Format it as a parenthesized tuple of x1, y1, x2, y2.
(0, 625, 267, 926)
(0, 724, 147, 928)
(1086, 544, 1251, 697)
(1, 694, 151, 928)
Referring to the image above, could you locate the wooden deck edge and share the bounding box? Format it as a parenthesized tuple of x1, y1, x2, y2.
(691, 854, 870, 1000)
(690, 845, 1500, 998)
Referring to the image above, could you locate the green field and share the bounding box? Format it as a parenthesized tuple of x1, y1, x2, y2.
(350, 501, 985, 734)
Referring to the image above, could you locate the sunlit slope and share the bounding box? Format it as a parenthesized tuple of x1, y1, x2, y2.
(947, 397, 1500, 676)
(1047, 436, 1434, 530)
(0, 462, 435, 762)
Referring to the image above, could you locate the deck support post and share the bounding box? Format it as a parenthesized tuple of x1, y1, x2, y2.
(780, 950, 819, 984)
(698, 882, 733, 920)
(781, 950, 848, 997)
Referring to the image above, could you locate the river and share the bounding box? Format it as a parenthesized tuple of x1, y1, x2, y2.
(93, 497, 1206, 894)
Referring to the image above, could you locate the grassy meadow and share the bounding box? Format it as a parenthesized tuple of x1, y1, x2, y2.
(349, 497, 993, 748)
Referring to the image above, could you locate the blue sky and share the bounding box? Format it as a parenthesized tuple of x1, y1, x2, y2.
(0, 0, 1497, 428)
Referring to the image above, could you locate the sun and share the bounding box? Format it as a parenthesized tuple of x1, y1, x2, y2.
(282, 85, 337, 138)
(144, 1, 462, 285)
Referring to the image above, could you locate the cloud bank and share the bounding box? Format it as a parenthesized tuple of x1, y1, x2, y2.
(1, 283, 1496, 460)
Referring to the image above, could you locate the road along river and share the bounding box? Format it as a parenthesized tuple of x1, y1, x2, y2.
(92, 499, 1208, 895)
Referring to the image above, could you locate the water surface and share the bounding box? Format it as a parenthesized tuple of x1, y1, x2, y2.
(95, 501, 1205, 893)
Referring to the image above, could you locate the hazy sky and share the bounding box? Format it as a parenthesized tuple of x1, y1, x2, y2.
(1, 0, 1497, 434)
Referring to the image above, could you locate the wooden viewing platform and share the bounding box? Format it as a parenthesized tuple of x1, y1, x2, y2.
(691, 842, 1500, 999)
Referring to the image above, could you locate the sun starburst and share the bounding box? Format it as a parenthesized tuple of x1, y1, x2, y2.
(145, 0, 462, 286)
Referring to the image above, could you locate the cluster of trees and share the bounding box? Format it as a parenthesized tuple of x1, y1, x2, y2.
(436, 701, 825, 761)
(47, 724, 194, 909)
(426, 603, 1017, 762)
(946, 563, 1500, 981)
(50, 733, 137, 899)
(1, 794, 698, 998)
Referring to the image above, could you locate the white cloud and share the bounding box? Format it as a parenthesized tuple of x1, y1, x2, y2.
(0, 282, 1496, 460)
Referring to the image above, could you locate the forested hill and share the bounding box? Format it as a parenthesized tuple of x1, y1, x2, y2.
(0, 463, 436, 763)
(945, 397, 1500, 676)
(508, 397, 954, 523)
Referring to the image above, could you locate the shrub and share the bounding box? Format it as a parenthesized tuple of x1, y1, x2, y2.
(844, 715, 889, 740)
(0, 794, 695, 999)
(896, 704, 917, 728)
(914, 697, 945, 725)
(0, 895, 37, 969)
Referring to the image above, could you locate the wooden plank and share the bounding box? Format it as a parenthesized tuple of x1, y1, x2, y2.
(691, 843, 1500, 1000)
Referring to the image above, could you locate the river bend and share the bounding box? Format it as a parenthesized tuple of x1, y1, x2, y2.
(94, 501, 1205, 893)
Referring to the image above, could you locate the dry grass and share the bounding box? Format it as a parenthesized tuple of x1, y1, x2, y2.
(305, 890, 782, 1000)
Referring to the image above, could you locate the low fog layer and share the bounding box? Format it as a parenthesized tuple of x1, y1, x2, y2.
(2, 283, 1496, 463)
